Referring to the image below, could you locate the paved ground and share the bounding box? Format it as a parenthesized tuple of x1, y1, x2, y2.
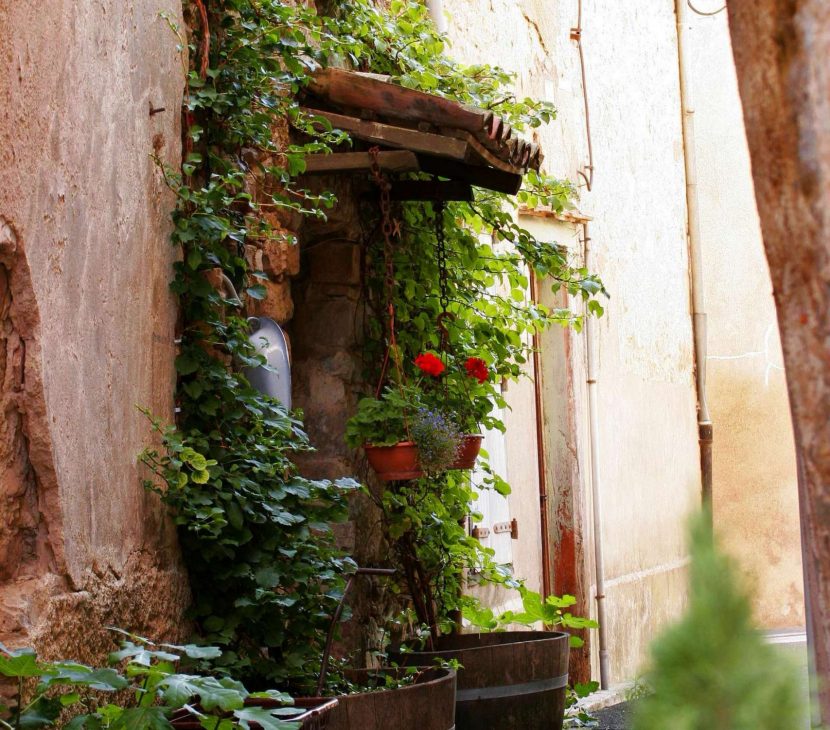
(593, 701, 635, 729)
(590, 634, 810, 730)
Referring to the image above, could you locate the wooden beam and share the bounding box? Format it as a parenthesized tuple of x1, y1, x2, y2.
(302, 151, 420, 175)
(518, 206, 593, 224)
(387, 180, 473, 202)
(302, 108, 470, 161)
(416, 154, 522, 195)
(308, 67, 491, 135)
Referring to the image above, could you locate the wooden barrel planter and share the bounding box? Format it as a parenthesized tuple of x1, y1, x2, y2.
(327, 667, 456, 730)
(170, 697, 339, 729)
(393, 631, 569, 730)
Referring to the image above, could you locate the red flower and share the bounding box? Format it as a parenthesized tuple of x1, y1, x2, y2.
(414, 352, 445, 377)
(464, 357, 489, 384)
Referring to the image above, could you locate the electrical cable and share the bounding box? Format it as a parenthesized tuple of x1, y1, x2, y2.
(687, 0, 726, 16)
(572, 0, 594, 191)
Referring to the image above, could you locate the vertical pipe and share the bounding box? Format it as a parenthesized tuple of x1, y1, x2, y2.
(425, 0, 447, 33)
(675, 0, 713, 511)
(529, 272, 552, 600)
(583, 222, 610, 689)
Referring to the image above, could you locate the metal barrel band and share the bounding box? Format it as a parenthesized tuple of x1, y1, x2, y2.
(455, 674, 569, 702)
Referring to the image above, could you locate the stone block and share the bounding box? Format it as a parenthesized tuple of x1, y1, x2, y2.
(247, 278, 294, 324)
(261, 239, 300, 279)
(308, 240, 362, 286)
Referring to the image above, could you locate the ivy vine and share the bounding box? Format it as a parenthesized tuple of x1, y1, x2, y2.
(141, 0, 604, 690)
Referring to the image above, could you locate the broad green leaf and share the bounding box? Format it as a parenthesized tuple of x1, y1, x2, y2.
(110, 706, 171, 730)
(158, 674, 246, 712)
(0, 645, 48, 677)
(233, 706, 300, 730)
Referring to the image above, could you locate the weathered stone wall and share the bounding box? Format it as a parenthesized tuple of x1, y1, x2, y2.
(0, 0, 190, 658)
(288, 175, 395, 666)
(687, 9, 804, 630)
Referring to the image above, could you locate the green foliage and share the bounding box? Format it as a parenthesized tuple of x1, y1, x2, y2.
(632, 512, 804, 730)
(410, 408, 462, 475)
(461, 587, 598, 649)
(334, 0, 605, 637)
(141, 415, 357, 687)
(146, 0, 363, 689)
(0, 633, 298, 730)
(344, 384, 424, 448)
(152, 0, 605, 688)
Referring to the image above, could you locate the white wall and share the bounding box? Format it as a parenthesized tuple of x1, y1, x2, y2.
(687, 9, 804, 630)
(443, 0, 702, 683)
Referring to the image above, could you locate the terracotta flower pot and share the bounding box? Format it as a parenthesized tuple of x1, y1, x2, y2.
(449, 434, 483, 470)
(364, 441, 424, 481)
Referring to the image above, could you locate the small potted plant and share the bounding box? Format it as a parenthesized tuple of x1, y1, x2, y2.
(346, 352, 489, 481)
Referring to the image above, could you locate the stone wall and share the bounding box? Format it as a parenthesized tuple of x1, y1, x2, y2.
(288, 175, 395, 666)
(0, 0, 189, 658)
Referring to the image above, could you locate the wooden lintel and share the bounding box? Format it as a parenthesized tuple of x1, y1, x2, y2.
(302, 107, 469, 161)
(416, 154, 522, 195)
(387, 180, 474, 202)
(302, 151, 420, 175)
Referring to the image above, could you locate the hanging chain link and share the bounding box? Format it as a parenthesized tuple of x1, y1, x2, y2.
(434, 201, 455, 355)
(369, 147, 398, 313)
(435, 201, 449, 315)
(368, 148, 410, 438)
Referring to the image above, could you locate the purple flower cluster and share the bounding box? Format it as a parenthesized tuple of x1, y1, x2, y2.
(411, 408, 462, 475)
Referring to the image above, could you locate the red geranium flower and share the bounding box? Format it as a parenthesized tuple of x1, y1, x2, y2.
(415, 352, 445, 377)
(464, 357, 489, 384)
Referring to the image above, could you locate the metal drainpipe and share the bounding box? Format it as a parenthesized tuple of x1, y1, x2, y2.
(675, 0, 713, 510)
(583, 222, 610, 689)
(425, 0, 447, 33)
(529, 272, 553, 600)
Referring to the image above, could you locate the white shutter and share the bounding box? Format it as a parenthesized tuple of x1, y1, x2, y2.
(470, 405, 514, 567)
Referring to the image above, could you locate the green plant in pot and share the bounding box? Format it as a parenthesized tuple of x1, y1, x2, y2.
(346, 351, 489, 481)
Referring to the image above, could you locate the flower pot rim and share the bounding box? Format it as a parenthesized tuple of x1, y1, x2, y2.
(364, 440, 417, 449)
(398, 629, 570, 656)
(326, 666, 456, 701)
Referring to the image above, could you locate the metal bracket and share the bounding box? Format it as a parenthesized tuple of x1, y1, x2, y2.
(492, 518, 519, 539)
(472, 526, 490, 539)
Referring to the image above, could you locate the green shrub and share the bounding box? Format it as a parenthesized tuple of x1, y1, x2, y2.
(633, 512, 804, 730)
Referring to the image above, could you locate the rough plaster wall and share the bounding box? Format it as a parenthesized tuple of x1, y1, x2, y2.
(0, 0, 190, 657)
(443, 0, 701, 682)
(288, 174, 397, 666)
(687, 11, 804, 629)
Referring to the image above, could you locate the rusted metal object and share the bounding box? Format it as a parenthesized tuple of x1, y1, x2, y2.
(317, 567, 397, 695)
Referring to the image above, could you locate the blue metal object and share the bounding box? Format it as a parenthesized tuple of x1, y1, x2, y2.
(245, 316, 292, 409)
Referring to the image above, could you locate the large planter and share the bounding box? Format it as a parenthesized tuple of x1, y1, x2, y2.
(327, 667, 456, 730)
(170, 697, 339, 729)
(364, 441, 424, 481)
(449, 434, 483, 470)
(393, 631, 569, 730)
